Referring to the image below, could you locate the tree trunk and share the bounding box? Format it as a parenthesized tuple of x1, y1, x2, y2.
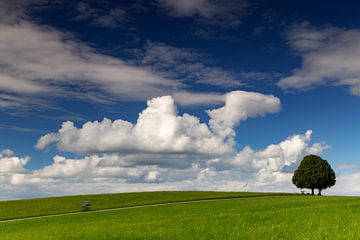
(318, 189, 322, 196)
(311, 188, 314, 195)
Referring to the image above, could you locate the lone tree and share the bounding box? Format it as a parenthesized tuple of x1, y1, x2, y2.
(292, 155, 336, 195)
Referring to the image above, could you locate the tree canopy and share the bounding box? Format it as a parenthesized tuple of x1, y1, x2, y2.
(292, 154, 336, 195)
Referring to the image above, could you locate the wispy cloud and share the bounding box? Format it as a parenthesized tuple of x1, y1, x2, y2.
(0, 2, 185, 111)
(135, 41, 280, 88)
(337, 162, 360, 172)
(157, 0, 249, 38)
(0, 22, 180, 99)
(0, 124, 42, 133)
(278, 23, 360, 96)
(71, 1, 129, 28)
(137, 41, 249, 87)
(157, 0, 248, 26)
(0, 1, 258, 113)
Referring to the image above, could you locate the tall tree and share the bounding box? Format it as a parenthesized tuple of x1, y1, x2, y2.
(292, 155, 336, 195)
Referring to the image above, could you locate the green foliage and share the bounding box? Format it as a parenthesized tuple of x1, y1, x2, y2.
(1, 195, 360, 239)
(292, 155, 336, 194)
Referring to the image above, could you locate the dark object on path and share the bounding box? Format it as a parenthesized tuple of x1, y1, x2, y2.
(292, 154, 336, 195)
(82, 201, 91, 211)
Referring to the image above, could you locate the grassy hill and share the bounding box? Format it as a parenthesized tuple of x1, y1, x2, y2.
(0, 191, 359, 239)
(0, 191, 286, 221)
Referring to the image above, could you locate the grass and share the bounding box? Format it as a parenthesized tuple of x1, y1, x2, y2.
(0, 191, 287, 221)
(1, 192, 360, 239)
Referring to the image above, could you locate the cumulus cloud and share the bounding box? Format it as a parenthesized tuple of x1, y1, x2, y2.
(330, 173, 360, 196)
(209, 130, 328, 187)
(0, 151, 29, 174)
(223, 130, 326, 171)
(0, 149, 14, 157)
(0, 151, 213, 199)
(36, 91, 281, 155)
(278, 23, 360, 96)
(1, 128, 331, 199)
(207, 91, 280, 138)
(36, 96, 231, 154)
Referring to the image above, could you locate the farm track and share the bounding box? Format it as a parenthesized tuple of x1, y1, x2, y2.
(0, 195, 287, 223)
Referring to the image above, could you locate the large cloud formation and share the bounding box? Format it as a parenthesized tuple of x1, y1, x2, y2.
(278, 23, 360, 96)
(0, 21, 178, 100)
(0, 1, 247, 110)
(36, 91, 281, 155)
(0, 91, 337, 199)
(209, 130, 328, 189)
(1, 128, 329, 199)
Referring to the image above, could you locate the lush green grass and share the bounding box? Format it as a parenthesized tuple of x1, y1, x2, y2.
(1, 192, 359, 239)
(0, 191, 287, 221)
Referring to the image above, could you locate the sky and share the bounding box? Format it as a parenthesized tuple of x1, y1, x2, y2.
(1, 0, 360, 199)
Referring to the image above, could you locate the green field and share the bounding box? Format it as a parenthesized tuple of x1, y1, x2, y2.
(0, 191, 359, 239)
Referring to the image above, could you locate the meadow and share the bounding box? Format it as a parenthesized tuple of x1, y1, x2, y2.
(0, 191, 359, 239)
(0, 191, 284, 221)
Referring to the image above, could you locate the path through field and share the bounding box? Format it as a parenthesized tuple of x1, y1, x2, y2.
(0, 195, 280, 224)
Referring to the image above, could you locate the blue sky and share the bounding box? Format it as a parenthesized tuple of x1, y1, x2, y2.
(1, 0, 360, 199)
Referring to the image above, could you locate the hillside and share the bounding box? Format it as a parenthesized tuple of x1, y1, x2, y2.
(0, 191, 287, 221)
(1, 192, 359, 239)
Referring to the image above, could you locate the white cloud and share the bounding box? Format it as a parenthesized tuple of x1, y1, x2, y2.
(172, 92, 225, 106)
(0, 93, 53, 111)
(0, 94, 24, 109)
(207, 91, 281, 138)
(138, 42, 279, 89)
(329, 173, 360, 196)
(254, 169, 293, 187)
(0, 149, 14, 157)
(157, 0, 248, 26)
(0, 0, 48, 23)
(157, 0, 249, 39)
(209, 130, 328, 188)
(0, 2, 182, 110)
(0, 152, 206, 194)
(138, 41, 242, 87)
(35, 96, 231, 155)
(158, 0, 215, 17)
(337, 162, 360, 172)
(0, 21, 180, 101)
(240, 130, 325, 171)
(0, 128, 330, 199)
(73, 2, 128, 28)
(278, 23, 360, 96)
(36, 91, 281, 155)
(0, 124, 40, 133)
(0, 153, 29, 174)
(0, 3, 259, 111)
